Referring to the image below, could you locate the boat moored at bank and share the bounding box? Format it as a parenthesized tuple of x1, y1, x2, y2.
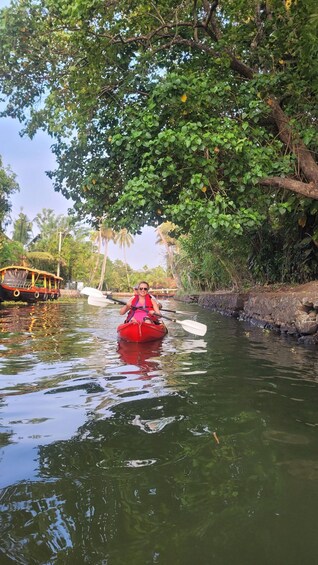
(0, 265, 63, 303)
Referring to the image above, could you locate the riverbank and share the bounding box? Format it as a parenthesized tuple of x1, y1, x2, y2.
(177, 281, 318, 346)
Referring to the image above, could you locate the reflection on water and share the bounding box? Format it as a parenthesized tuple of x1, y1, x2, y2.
(118, 339, 163, 372)
(1, 301, 318, 564)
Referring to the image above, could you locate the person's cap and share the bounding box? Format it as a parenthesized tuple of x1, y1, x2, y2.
(133, 285, 138, 290)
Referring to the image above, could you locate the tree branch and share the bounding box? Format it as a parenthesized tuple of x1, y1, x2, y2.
(74, 10, 318, 194)
(260, 177, 318, 199)
(203, 0, 219, 28)
(193, 0, 198, 41)
(267, 97, 318, 186)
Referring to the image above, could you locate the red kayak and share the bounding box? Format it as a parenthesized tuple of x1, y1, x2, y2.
(117, 320, 168, 343)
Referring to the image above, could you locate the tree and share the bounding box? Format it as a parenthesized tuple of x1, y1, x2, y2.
(105, 259, 129, 291)
(156, 222, 181, 286)
(0, 234, 24, 266)
(97, 222, 115, 290)
(0, 156, 19, 230)
(33, 209, 62, 241)
(114, 229, 134, 289)
(30, 209, 94, 280)
(12, 209, 33, 245)
(0, 0, 317, 284)
(0, 1, 316, 201)
(176, 228, 252, 291)
(89, 227, 103, 285)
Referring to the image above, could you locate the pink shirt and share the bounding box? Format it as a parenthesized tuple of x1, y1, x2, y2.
(132, 298, 151, 322)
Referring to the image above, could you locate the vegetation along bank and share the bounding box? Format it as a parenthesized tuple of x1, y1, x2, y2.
(178, 282, 318, 346)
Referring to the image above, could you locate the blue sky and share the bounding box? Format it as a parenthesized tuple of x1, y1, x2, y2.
(0, 1, 164, 269)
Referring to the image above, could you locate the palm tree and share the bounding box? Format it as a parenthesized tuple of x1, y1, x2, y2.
(26, 250, 56, 272)
(12, 209, 33, 246)
(156, 222, 181, 287)
(33, 209, 62, 242)
(115, 229, 134, 289)
(97, 221, 116, 290)
(89, 227, 102, 285)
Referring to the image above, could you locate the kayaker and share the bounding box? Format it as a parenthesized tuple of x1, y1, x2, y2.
(120, 282, 161, 323)
(132, 284, 162, 309)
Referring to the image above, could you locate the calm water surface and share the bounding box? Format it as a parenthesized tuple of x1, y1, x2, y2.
(1, 299, 318, 564)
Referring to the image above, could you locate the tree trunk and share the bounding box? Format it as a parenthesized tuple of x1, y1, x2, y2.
(123, 246, 131, 289)
(98, 240, 108, 291)
(89, 230, 102, 285)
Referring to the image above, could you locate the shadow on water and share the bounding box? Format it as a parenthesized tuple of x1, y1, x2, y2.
(1, 301, 318, 564)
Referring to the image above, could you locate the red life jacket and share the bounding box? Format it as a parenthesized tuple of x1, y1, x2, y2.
(126, 294, 154, 322)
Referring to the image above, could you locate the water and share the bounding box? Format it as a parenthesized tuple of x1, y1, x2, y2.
(1, 300, 318, 564)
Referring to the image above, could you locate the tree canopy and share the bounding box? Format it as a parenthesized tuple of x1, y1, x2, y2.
(0, 0, 317, 284)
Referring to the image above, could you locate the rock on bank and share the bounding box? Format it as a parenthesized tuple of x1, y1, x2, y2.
(177, 282, 318, 346)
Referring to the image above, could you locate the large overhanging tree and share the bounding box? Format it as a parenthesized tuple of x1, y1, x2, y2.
(0, 0, 317, 235)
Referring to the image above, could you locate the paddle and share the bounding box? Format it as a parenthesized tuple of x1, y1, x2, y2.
(158, 307, 190, 315)
(87, 295, 113, 307)
(103, 294, 191, 316)
(86, 294, 207, 336)
(83, 288, 190, 315)
(153, 313, 207, 336)
(81, 286, 104, 297)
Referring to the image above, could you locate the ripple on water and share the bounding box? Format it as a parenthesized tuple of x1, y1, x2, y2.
(131, 414, 182, 433)
(278, 459, 318, 480)
(263, 429, 310, 445)
(96, 458, 157, 469)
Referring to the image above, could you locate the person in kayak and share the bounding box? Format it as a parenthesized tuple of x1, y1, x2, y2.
(120, 281, 161, 323)
(132, 284, 162, 309)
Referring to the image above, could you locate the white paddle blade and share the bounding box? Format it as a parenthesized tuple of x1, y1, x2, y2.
(81, 287, 104, 297)
(87, 295, 113, 307)
(177, 319, 207, 336)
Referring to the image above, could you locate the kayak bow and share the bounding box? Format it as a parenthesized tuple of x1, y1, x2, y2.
(117, 320, 168, 343)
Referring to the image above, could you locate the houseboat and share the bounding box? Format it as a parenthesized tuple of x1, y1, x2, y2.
(0, 265, 63, 303)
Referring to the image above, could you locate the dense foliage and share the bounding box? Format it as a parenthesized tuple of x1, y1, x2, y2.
(0, 156, 19, 230)
(0, 0, 317, 287)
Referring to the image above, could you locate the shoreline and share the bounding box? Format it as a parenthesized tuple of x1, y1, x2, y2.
(176, 281, 318, 346)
